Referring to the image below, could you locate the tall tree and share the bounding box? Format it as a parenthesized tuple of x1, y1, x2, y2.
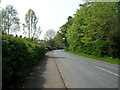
(22, 23, 27, 37)
(0, 5, 20, 34)
(33, 26, 42, 40)
(25, 9, 41, 39)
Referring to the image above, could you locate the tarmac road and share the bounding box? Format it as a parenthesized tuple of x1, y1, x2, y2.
(54, 50, 119, 88)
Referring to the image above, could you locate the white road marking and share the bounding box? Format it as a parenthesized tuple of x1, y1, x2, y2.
(95, 66, 119, 76)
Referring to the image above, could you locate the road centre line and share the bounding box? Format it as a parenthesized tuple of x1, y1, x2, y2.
(95, 66, 119, 76)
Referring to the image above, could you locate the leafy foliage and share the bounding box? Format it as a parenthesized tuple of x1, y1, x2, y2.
(25, 9, 42, 39)
(54, 16, 73, 48)
(56, 2, 119, 58)
(2, 34, 46, 88)
(0, 5, 20, 34)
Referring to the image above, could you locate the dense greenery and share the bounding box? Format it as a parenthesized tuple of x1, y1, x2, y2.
(2, 33, 46, 88)
(53, 16, 73, 49)
(0, 5, 47, 88)
(55, 2, 120, 59)
(1, 2, 120, 88)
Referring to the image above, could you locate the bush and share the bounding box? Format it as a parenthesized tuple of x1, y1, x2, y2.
(67, 39, 109, 57)
(2, 34, 46, 88)
(107, 30, 120, 58)
(92, 40, 109, 57)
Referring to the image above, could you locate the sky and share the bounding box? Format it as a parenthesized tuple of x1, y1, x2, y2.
(0, 0, 85, 39)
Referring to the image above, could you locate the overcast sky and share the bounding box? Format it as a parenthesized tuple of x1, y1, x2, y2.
(0, 0, 85, 39)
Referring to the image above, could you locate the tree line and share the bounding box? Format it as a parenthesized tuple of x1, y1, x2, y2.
(0, 5, 41, 40)
(54, 2, 120, 58)
(0, 5, 47, 88)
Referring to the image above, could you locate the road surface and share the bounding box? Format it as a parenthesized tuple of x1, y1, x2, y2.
(54, 50, 119, 88)
(22, 52, 65, 88)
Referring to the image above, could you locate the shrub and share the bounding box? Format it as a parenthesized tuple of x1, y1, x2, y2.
(2, 34, 46, 88)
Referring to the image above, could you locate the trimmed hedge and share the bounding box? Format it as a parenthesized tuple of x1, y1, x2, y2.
(2, 34, 46, 88)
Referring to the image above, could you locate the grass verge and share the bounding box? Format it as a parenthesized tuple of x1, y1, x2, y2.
(65, 50, 120, 65)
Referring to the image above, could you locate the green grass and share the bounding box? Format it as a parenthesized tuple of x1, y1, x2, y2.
(65, 50, 120, 65)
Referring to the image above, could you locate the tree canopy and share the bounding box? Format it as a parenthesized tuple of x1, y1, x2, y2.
(0, 5, 20, 34)
(25, 9, 41, 39)
(44, 29, 56, 40)
(55, 2, 119, 58)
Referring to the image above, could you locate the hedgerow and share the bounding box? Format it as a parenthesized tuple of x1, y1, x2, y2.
(2, 33, 46, 88)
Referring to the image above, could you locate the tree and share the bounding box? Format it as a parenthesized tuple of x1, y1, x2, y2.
(62, 2, 119, 58)
(0, 5, 20, 34)
(25, 9, 41, 39)
(54, 31, 65, 48)
(44, 29, 56, 40)
(44, 39, 56, 48)
(54, 16, 73, 49)
(22, 23, 27, 37)
(32, 26, 42, 40)
(44, 29, 56, 48)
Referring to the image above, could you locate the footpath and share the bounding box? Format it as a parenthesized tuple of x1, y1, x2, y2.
(22, 51, 65, 88)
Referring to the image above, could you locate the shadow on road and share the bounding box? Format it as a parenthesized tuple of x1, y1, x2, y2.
(22, 51, 65, 88)
(47, 56, 65, 59)
(22, 56, 48, 88)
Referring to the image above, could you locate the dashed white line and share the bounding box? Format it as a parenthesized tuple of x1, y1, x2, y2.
(95, 66, 119, 76)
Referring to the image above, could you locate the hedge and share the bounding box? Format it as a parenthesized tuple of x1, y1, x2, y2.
(2, 34, 46, 88)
